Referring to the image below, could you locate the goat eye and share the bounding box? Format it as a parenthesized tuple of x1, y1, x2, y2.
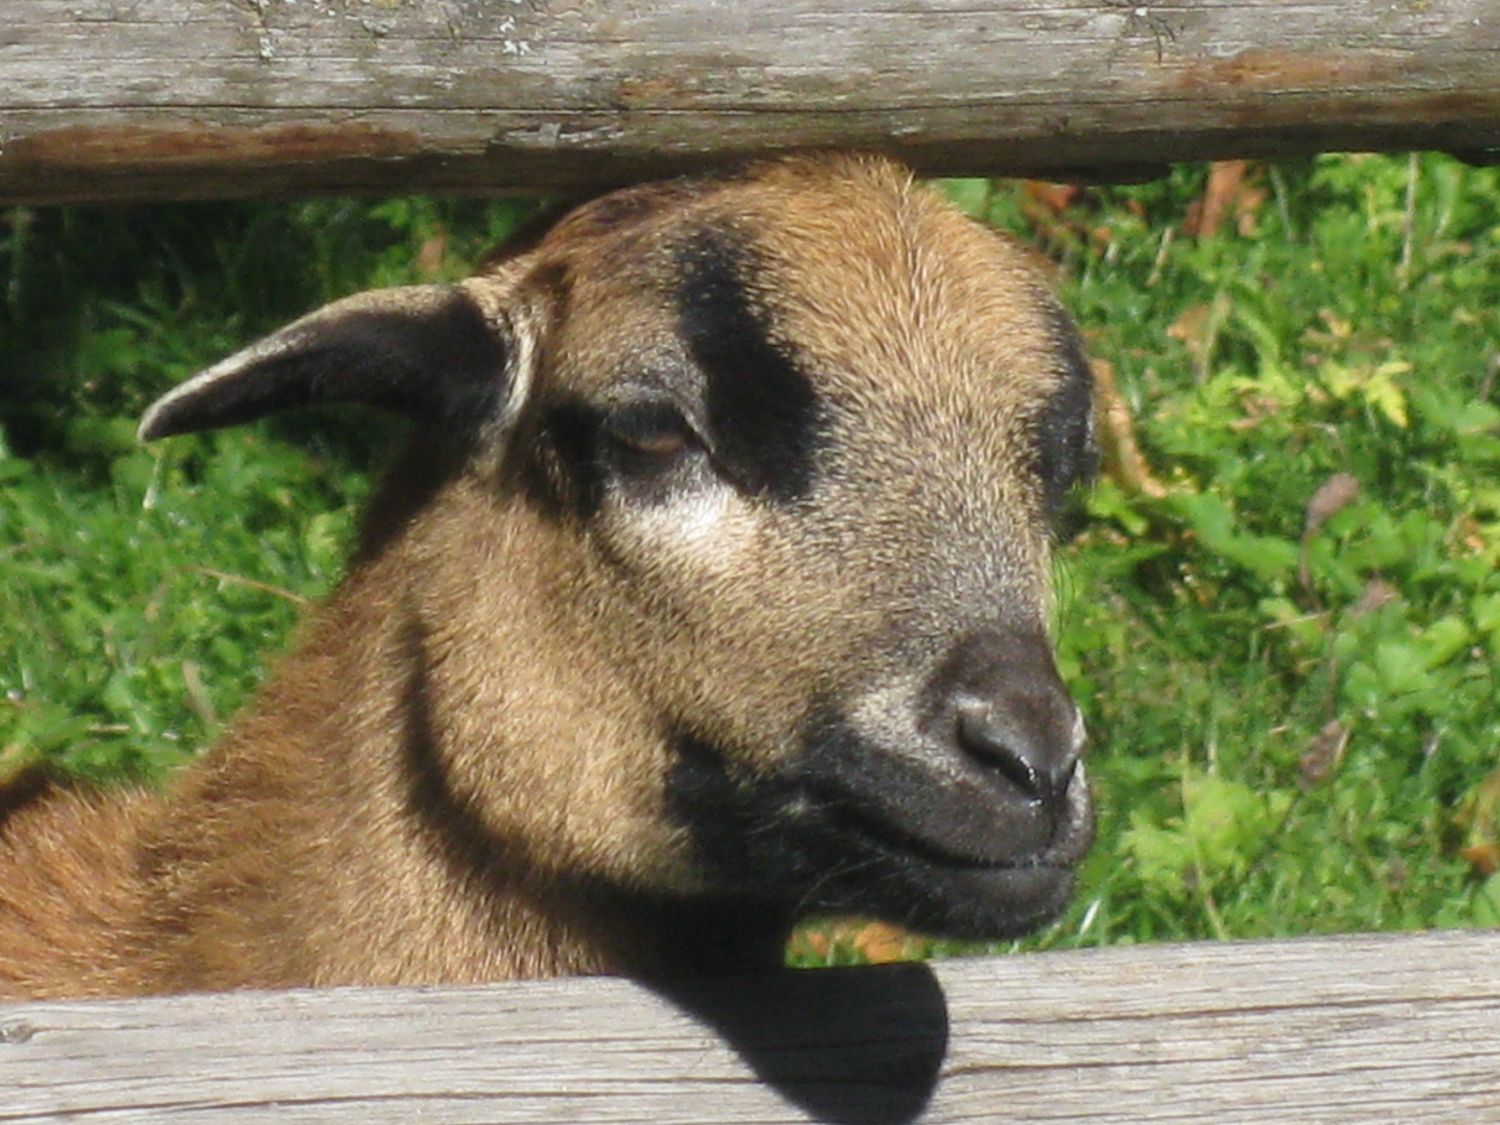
(602, 403, 698, 462)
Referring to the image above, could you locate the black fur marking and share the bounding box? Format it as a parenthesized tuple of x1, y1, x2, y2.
(396, 614, 790, 975)
(675, 228, 826, 502)
(352, 431, 472, 565)
(532, 399, 610, 519)
(1036, 302, 1098, 520)
(143, 291, 508, 440)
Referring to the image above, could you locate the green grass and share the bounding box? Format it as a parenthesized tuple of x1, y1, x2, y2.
(3, 156, 1497, 959)
(1, 197, 538, 782)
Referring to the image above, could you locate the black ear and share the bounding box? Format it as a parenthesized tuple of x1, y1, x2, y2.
(138, 283, 519, 442)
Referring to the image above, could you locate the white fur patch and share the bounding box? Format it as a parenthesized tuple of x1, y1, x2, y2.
(632, 486, 753, 567)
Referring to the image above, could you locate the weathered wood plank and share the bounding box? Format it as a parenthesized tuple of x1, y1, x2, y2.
(2, 929, 1497, 1122)
(2, 0, 1498, 204)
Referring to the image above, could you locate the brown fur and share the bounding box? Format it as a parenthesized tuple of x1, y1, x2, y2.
(0, 154, 1093, 998)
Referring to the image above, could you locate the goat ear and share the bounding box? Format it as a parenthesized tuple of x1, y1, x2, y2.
(138, 283, 521, 442)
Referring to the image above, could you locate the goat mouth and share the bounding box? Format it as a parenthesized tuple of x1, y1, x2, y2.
(806, 785, 1090, 937)
(668, 732, 1092, 940)
(809, 782, 1088, 874)
(788, 786, 1087, 939)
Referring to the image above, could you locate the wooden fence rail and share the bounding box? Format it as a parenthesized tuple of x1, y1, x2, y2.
(3, 929, 1498, 1122)
(3, 0, 1499, 205)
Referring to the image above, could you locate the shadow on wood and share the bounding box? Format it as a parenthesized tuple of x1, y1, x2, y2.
(650, 962, 949, 1124)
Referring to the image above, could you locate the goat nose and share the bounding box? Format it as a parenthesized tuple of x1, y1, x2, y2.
(955, 694, 1084, 803)
(926, 628, 1085, 804)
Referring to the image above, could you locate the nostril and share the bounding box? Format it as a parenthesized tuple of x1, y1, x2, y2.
(955, 697, 1081, 802)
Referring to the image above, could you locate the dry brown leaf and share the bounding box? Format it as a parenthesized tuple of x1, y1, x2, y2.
(1460, 844, 1500, 877)
(1298, 473, 1362, 594)
(1226, 391, 1291, 432)
(1185, 160, 1249, 239)
(1023, 181, 1081, 215)
(1304, 473, 1362, 536)
(1167, 303, 1212, 347)
(1091, 357, 1168, 499)
(1236, 185, 1269, 237)
(1450, 515, 1489, 556)
(1167, 295, 1229, 382)
(1017, 181, 1112, 257)
(1298, 719, 1350, 787)
(181, 659, 217, 728)
(852, 921, 917, 965)
(416, 231, 449, 277)
(792, 928, 831, 961)
(1351, 578, 1401, 617)
(1454, 765, 1500, 877)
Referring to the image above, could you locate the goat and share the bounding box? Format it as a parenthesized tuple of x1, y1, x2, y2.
(0, 154, 1096, 998)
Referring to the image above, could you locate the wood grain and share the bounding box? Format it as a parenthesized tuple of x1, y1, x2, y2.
(3, 929, 1497, 1122)
(2, 1, 1498, 203)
